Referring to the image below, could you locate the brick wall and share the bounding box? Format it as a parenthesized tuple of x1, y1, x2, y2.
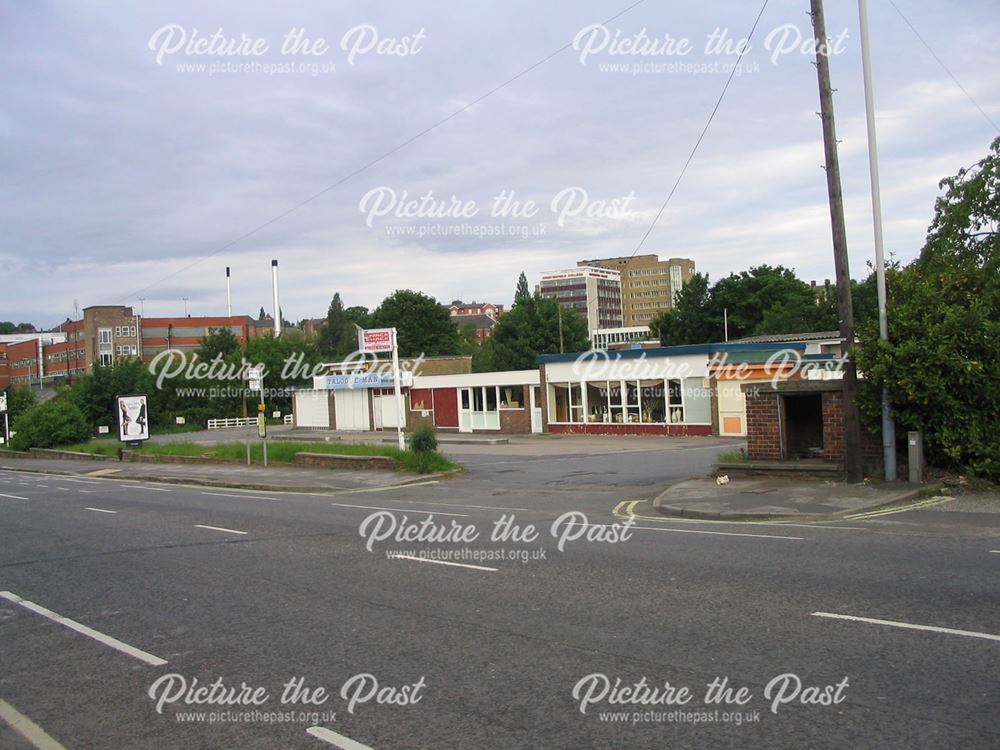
(746, 392, 783, 461)
(744, 385, 883, 476)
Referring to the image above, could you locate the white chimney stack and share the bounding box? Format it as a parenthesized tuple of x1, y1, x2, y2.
(271, 259, 281, 337)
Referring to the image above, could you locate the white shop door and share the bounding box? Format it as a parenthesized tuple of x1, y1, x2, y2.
(295, 390, 330, 428)
(335, 389, 370, 431)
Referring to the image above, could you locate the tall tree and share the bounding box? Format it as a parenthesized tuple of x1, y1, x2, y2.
(856, 136, 1000, 479)
(649, 272, 717, 345)
(368, 290, 463, 357)
(317, 293, 357, 358)
(196, 327, 240, 362)
(514, 271, 531, 303)
(476, 294, 589, 371)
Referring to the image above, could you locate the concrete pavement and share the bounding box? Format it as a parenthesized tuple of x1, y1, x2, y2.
(654, 476, 940, 521)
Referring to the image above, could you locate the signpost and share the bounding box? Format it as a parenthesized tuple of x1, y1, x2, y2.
(359, 327, 406, 450)
(116, 395, 149, 447)
(247, 366, 268, 467)
(0, 393, 8, 446)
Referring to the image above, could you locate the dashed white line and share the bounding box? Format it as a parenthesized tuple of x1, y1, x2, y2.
(811, 611, 1000, 642)
(0, 492, 28, 500)
(78, 490, 93, 494)
(0, 591, 168, 666)
(84, 507, 117, 514)
(989, 550, 1000, 554)
(0, 698, 68, 750)
(194, 524, 249, 535)
(120, 485, 172, 492)
(306, 726, 374, 750)
(202, 492, 278, 501)
(387, 554, 498, 572)
(330, 502, 468, 517)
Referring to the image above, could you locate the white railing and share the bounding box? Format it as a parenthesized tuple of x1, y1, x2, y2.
(207, 417, 255, 429)
(207, 414, 294, 430)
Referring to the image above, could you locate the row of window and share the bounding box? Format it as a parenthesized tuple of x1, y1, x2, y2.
(549, 378, 710, 425)
(115, 325, 138, 338)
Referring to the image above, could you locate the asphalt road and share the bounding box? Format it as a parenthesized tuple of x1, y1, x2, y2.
(0, 449, 998, 749)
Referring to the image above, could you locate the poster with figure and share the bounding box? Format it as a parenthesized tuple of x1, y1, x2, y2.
(116, 395, 149, 442)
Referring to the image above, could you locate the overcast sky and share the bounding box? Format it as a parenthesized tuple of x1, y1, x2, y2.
(1, 0, 997, 327)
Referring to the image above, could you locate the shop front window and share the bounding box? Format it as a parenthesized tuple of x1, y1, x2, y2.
(640, 380, 666, 423)
(586, 382, 608, 422)
(668, 379, 685, 423)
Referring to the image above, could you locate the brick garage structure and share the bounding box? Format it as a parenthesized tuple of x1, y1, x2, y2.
(743, 380, 882, 477)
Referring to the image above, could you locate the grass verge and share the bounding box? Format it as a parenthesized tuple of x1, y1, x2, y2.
(59, 439, 458, 474)
(717, 448, 748, 463)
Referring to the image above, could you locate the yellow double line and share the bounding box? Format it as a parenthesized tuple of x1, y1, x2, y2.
(844, 495, 954, 520)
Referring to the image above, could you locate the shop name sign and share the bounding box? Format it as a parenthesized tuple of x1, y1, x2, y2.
(359, 328, 394, 353)
(317, 372, 413, 390)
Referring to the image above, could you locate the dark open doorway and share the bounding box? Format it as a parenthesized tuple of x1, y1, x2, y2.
(783, 394, 824, 459)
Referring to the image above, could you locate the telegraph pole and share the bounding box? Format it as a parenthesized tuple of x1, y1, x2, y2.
(810, 0, 863, 483)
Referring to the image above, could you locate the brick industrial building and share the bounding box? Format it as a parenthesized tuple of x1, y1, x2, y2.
(0, 305, 261, 390)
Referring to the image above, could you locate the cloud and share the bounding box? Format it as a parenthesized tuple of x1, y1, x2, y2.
(0, 0, 997, 328)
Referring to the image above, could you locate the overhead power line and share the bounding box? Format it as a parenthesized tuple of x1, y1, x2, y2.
(119, 0, 648, 303)
(630, 0, 770, 258)
(888, 0, 999, 134)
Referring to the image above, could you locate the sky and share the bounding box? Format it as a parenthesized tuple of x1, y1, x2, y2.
(1, 0, 997, 328)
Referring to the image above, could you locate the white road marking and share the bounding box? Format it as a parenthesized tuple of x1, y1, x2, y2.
(194, 524, 248, 535)
(0, 591, 168, 666)
(0, 698, 68, 750)
(84, 507, 117, 514)
(388, 554, 498, 572)
(330, 502, 468, 517)
(35, 485, 48, 488)
(393, 499, 533, 512)
(811, 611, 1000, 642)
(120, 485, 172, 492)
(565, 520, 802, 541)
(0, 493, 28, 500)
(333, 480, 439, 495)
(202, 492, 278, 501)
(56, 478, 101, 485)
(989, 550, 1000, 554)
(55, 487, 69, 492)
(306, 726, 374, 750)
(77, 490, 93, 494)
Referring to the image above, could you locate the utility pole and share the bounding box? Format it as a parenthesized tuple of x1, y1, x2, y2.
(810, 0, 863, 483)
(858, 0, 897, 481)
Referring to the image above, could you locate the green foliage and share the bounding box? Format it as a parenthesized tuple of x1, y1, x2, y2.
(196, 327, 240, 361)
(369, 290, 463, 357)
(855, 136, 1000, 479)
(67, 358, 153, 430)
(515, 271, 531, 302)
(649, 272, 716, 345)
(2, 385, 37, 421)
(410, 423, 438, 453)
(317, 293, 359, 358)
(476, 293, 589, 371)
(650, 266, 841, 345)
(10, 398, 91, 450)
(0, 322, 35, 334)
(344, 306, 370, 328)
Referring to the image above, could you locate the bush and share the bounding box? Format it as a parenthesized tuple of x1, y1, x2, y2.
(410, 423, 438, 453)
(10, 398, 91, 451)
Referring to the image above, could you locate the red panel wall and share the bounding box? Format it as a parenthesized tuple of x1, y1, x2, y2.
(433, 388, 459, 428)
